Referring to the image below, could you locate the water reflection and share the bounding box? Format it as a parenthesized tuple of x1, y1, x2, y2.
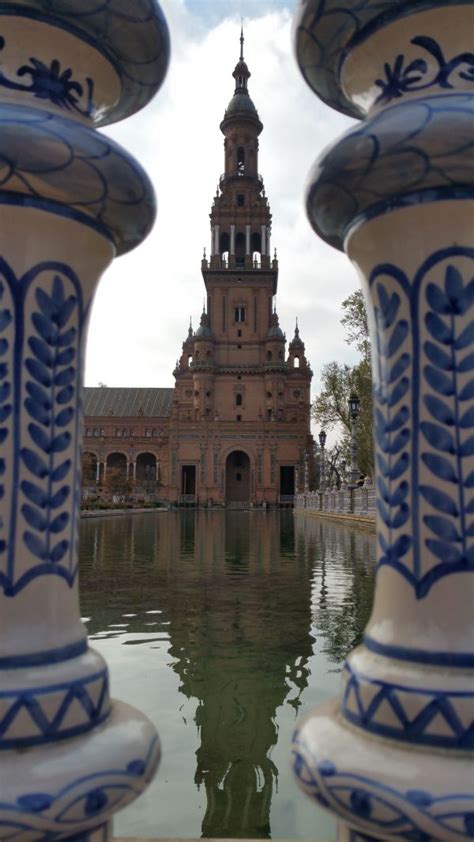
(79, 511, 375, 839)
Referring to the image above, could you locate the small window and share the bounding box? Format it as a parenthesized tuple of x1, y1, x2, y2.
(116, 428, 122, 437)
(236, 415, 242, 422)
(206, 391, 211, 397)
(236, 472, 242, 481)
(123, 429, 128, 438)
(236, 393, 243, 406)
(93, 428, 100, 437)
(294, 356, 300, 368)
(100, 429, 105, 437)
(266, 391, 272, 398)
(237, 344, 242, 349)
(130, 429, 135, 437)
(86, 428, 92, 437)
(237, 375, 242, 380)
(237, 194, 245, 206)
(266, 350, 272, 361)
(237, 329, 242, 337)
(267, 409, 272, 421)
(145, 429, 151, 437)
(234, 306, 246, 323)
(153, 429, 158, 437)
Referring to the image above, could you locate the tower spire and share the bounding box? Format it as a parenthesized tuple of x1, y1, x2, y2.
(240, 22, 244, 61)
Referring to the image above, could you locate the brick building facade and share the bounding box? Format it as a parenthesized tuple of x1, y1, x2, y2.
(82, 36, 313, 506)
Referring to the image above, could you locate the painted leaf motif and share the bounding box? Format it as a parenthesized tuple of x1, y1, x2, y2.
(420, 422, 455, 453)
(424, 515, 461, 541)
(459, 380, 474, 401)
(21, 480, 48, 507)
(424, 365, 454, 396)
(445, 265, 471, 314)
(424, 395, 455, 425)
(57, 326, 76, 347)
(0, 428, 7, 444)
(0, 338, 7, 355)
(376, 452, 389, 477)
(388, 429, 409, 454)
(426, 539, 462, 564)
(0, 382, 10, 402)
(377, 499, 390, 526)
(465, 499, 474, 514)
(25, 398, 50, 427)
(424, 341, 452, 370)
(26, 381, 51, 409)
(387, 321, 408, 357)
(28, 336, 53, 367)
(22, 504, 47, 531)
(389, 453, 409, 481)
(386, 406, 409, 433)
(390, 481, 409, 506)
(0, 404, 11, 422)
(50, 540, 68, 563)
(36, 287, 57, 318)
(21, 448, 48, 479)
(50, 459, 71, 482)
(377, 285, 400, 328)
(54, 367, 75, 387)
(454, 322, 474, 350)
(51, 432, 71, 452)
(457, 351, 474, 372)
(24, 531, 47, 560)
(419, 485, 458, 516)
(425, 312, 452, 344)
(377, 477, 389, 502)
(393, 534, 411, 558)
(391, 504, 409, 529)
(57, 297, 76, 328)
(388, 353, 410, 383)
(388, 377, 409, 407)
(50, 512, 69, 533)
(32, 312, 56, 343)
(460, 435, 474, 456)
(460, 406, 474, 428)
(25, 358, 51, 387)
(57, 385, 74, 404)
(422, 453, 458, 483)
(56, 347, 75, 366)
(465, 470, 474, 488)
(28, 423, 50, 452)
(426, 282, 451, 314)
(49, 486, 69, 509)
(55, 407, 73, 427)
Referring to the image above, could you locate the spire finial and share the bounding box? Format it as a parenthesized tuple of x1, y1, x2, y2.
(295, 317, 299, 335)
(240, 21, 244, 61)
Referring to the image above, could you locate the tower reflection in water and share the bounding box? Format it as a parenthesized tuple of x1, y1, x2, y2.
(79, 511, 375, 839)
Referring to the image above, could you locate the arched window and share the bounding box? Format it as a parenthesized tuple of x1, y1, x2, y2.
(294, 356, 300, 368)
(236, 393, 243, 406)
(188, 354, 193, 365)
(237, 146, 245, 172)
(266, 350, 272, 361)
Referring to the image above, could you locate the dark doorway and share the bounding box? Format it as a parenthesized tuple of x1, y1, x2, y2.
(225, 451, 250, 502)
(280, 466, 295, 497)
(181, 465, 196, 499)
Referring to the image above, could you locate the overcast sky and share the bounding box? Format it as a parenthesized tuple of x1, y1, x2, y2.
(84, 0, 359, 398)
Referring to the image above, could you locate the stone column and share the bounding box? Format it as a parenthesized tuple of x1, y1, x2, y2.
(230, 223, 235, 254)
(261, 225, 266, 255)
(245, 224, 251, 255)
(0, 3, 169, 839)
(292, 3, 473, 840)
(214, 224, 220, 256)
(96, 460, 101, 483)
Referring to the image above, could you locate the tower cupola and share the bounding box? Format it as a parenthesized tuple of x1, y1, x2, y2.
(220, 27, 262, 135)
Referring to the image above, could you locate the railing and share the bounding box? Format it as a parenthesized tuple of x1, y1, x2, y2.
(295, 483, 376, 517)
(219, 170, 264, 190)
(180, 494, 196, 504)
(279, 495, 294, 505)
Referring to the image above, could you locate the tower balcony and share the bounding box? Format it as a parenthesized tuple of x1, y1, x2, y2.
(219, 170, 264, 191)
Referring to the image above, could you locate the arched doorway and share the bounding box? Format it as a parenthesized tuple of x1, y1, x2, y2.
(225, 451, 250, 502)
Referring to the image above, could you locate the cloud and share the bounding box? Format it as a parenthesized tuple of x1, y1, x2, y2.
(85, 1, 359, 402)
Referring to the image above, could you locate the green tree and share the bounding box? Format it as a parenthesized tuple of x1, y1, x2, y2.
(311, 289, 374, 478)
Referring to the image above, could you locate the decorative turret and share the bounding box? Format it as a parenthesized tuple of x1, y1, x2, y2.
(175, 318, 195, 375)
(288, 320, 310, 372)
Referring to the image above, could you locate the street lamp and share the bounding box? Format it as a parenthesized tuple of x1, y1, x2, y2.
(318, 429, 327, 491)
(348, 392, 360, 485)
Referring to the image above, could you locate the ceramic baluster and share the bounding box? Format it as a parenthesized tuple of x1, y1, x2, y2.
(292, 2, 473, 840)
(0, 2, 169, 839)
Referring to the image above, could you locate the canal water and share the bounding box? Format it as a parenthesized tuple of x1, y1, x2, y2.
(79, 510, 376, 840)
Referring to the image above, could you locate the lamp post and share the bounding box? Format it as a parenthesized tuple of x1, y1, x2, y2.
(339, 459, 347, 488)
(348, 393, 360, 485)
(318, 430, 326, 491)
(304, 448, 309, 493)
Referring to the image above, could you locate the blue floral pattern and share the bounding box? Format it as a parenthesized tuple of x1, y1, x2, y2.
(0, 258, 84, 597)
(0, 735, 159, 839)
(375, 36, 474, 104)
(370, 247, 474, 598)
(292, 733, 474, 840)
(0, 36, 95, 116)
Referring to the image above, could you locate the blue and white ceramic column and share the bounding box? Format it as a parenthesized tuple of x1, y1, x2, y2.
(0, 2, 169, 839)
(292, 2, 473, 840)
